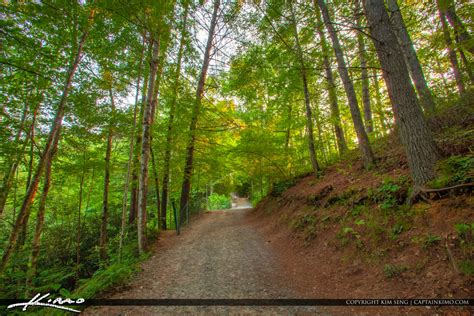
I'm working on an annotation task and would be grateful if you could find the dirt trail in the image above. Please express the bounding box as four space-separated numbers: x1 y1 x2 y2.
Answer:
83 204 325 315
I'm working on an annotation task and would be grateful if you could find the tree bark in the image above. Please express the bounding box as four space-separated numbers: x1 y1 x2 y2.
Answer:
458 49 474 83
290 2 320 176
0 10 93 272
130 57 149 225
0 101 30 215
440 0 473 55
354 0 373 134
99 89 115 261
437 1 465 94
314 2 347 154
317 0 375 168
386 0 436 113
363 0 439 186
161 4 189 231
179 0 220 221
372 68 389 134
137 35 161 254
24 131 59 295
75 153 86 283
150 144 161 228
19 103 40 247
119 36 145 259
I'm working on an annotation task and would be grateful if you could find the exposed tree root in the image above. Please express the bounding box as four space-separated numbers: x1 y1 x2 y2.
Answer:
409 182 473 205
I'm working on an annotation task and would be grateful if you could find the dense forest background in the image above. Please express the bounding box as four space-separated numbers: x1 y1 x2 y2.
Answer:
0 0 472 300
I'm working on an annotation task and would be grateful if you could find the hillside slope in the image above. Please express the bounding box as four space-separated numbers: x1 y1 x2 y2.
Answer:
250 102 473 314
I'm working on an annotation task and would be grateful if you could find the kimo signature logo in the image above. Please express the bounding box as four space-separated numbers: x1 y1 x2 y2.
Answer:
7 293 85 313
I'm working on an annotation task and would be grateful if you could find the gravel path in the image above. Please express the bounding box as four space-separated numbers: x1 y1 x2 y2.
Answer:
83 205 326 315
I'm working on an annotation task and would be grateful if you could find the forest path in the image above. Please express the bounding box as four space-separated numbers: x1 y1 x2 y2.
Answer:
83 204 325 315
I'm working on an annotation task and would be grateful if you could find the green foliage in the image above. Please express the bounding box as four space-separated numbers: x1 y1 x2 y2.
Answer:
423 234 442 249
270 179 296 197
455 223 473 240
1 0 473 304
390 223 406 240
459 260 474 276
207 193 231 210
430 156 474 188
290 213 316 231
369 176 409 210
454 223 474 254
337 226 363 248
74 259 140 299
236 182 251 197
251 191 266 207
383 263 407 278
350 205 365 217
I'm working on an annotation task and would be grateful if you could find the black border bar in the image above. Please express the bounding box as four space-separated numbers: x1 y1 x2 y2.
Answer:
1 299 473 306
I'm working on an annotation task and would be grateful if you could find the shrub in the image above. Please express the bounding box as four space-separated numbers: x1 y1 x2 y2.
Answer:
369 176 409 210
423 234 442 249
207 193 231 210
459 260 474 276
270 179 296 197
383 264 407 278
430 156 474 188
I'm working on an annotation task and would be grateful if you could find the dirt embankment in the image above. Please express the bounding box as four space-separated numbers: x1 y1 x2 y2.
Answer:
249 129 473 315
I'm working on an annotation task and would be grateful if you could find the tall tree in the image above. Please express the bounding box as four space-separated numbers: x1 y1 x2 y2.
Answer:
437 0 465 94
0 102 29 215
137 34 161 254
161 3 189 230
316 0 375 168
372 69 389 135
0 9 94 272
179 0 220 220
24 131 59 294
386 0 436 113
289 2 320 176
119 36 145 258
438 0 473 55
99 88 115 261
313 1 347 154
363 0 439 186
354 0 373 134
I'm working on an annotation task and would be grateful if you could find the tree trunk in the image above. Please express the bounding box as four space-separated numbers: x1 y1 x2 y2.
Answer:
0 101 30 215
354 0 373 134
458 49 474 83
440 0 473 55
130 57 149 225
99 88 115 261
0 11 93 272
363 0 439 187
179 0 220 220
372 68 389 134
437 1 465 94
150 144 161 228
75 154 86 283
435 58 450 97
19 104 40 247
314 2 347 154
317 0 375 168
25 104 38 190
119 36 145 259
161 4 189 231
386 0 436 113
137 35 161 254
24 131 59 296
290 2 320 176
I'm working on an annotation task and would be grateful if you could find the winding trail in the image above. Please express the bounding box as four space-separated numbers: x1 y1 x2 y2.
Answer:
83 200 325 315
